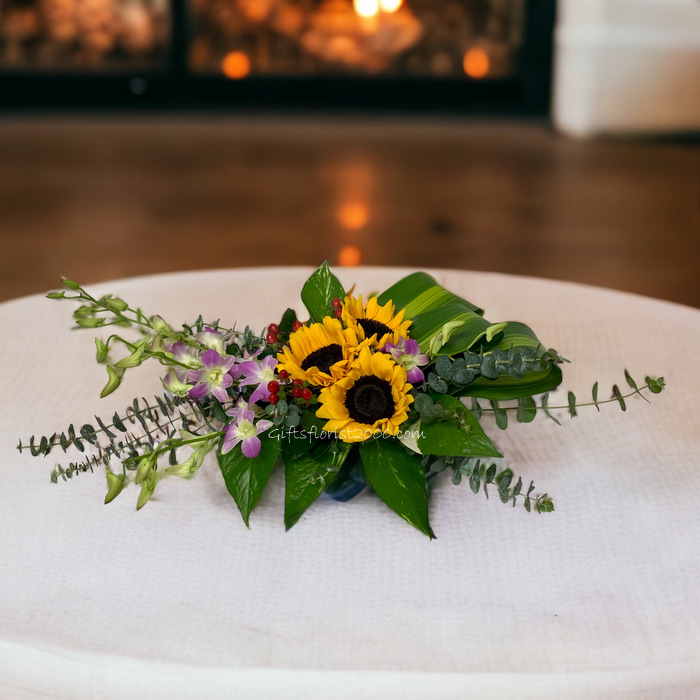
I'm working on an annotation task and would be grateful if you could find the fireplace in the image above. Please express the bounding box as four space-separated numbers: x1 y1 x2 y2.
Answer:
0 0 553 111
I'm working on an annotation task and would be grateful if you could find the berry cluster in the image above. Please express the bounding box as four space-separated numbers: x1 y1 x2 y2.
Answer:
265 320 304 348
331 297 342 318
267 371 313 406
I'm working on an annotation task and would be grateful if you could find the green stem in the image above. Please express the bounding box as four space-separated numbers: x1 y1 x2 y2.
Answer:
477 384 654 413
123 431 224 465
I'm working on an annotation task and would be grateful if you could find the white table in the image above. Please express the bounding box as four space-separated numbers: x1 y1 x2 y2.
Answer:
2 268 699 699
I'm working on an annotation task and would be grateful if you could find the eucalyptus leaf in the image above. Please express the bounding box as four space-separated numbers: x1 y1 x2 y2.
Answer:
516 397 537 423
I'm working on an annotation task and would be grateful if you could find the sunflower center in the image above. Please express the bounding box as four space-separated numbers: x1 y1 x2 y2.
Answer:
345 376 395 424
358 318 392 340
301 344 343 375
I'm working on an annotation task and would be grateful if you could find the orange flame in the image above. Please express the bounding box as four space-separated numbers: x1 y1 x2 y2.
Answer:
462 48 490 79
222 51 251 80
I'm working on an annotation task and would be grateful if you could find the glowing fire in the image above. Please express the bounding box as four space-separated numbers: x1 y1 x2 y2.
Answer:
380 0 403 12
222 51 251 80
462 48 489 79
339 245 362 267
353 0 379 19
338 202 369 230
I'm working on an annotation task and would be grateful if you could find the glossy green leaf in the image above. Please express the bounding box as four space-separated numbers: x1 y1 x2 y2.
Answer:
377 272 483 318
439 323 508 357
418 394 502 458
284 441 353 530
217 431 282 526
407 303 491 355
279 426 317 458
301 262 346 323
277 307 298 333
360 439 434 538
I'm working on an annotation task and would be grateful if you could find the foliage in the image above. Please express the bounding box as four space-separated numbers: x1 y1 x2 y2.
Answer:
18 268 665 537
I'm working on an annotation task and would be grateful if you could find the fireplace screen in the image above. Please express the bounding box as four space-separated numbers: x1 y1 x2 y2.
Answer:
0 0 550 109
0 0 170 69
190 0 523 80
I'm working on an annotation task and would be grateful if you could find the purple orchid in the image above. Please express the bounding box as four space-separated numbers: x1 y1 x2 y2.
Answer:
384 338 430 384
187 349 236 402
162 369 192 397
225 397 250 421
166 340 202 381
221 408 273 458
195 327 226 355
237 354 278 403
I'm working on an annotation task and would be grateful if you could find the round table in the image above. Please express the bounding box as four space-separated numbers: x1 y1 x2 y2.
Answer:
1 267 699 699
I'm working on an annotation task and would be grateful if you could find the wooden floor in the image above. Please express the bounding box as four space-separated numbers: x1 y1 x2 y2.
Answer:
0 117 698 308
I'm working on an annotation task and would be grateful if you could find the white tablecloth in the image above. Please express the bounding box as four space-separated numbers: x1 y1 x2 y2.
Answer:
2 267 699 699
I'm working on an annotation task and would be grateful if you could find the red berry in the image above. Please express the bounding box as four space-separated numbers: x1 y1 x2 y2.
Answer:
268 323 279 334
331 298 342 308
301 388 312 401
267 380 280 393
292 320 303 332
292 386 303 398
268 392 279 405
334 308 342 318
293 378 304 386
278 369 289 380
265 332 277 344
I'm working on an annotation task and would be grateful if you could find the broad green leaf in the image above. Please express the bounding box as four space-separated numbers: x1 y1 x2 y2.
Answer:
217 431 282 526
279 426 317 458
301 408 328 434
438 321 508 357
417 394 502 458
360 439 434 538
377 272 483 318
300 262 346 323
407 303 491 355
284 441 353 530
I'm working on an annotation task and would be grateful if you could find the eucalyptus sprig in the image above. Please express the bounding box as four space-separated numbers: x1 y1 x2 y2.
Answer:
467 373 665 430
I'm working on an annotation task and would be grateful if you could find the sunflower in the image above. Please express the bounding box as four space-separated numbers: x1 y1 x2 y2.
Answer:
276 316 363 387
316 347 413 442
341 295 411 349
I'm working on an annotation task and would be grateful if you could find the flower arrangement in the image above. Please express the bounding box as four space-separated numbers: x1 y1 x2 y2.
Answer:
19 264 665 537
